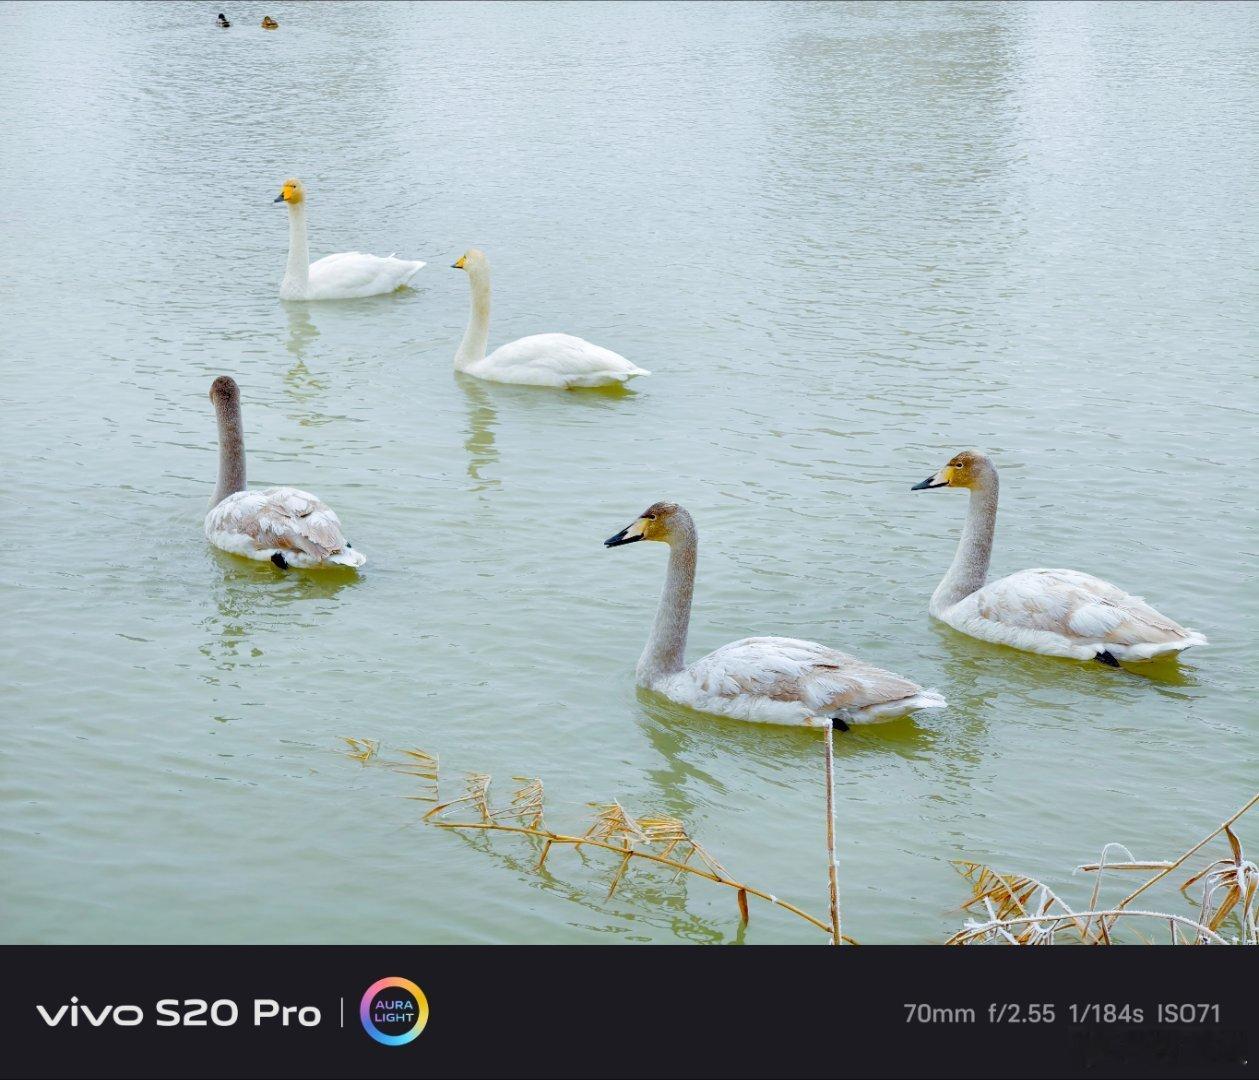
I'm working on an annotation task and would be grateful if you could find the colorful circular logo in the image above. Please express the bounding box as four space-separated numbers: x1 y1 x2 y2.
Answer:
359 977 429 1046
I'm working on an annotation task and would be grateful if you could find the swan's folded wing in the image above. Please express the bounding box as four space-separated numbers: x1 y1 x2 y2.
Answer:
208 487 350 559
483 333 648 384
974 569 1195 646
308 252 424 298
690 636 925 713
252 487 350 558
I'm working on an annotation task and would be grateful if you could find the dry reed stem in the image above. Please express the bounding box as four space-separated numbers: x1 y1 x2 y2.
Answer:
948 908 1232 946
823 722 841 946
1080 842 1135 945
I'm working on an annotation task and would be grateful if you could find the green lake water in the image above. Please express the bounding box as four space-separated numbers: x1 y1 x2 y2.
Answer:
2 1 1256 943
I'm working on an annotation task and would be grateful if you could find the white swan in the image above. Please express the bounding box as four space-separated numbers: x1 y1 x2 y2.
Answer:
911 450 1206 665
204 376 366 570
274 179 424 301
451 249 648 388
605 503 945 728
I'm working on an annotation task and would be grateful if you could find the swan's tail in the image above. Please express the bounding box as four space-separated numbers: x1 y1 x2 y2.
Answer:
847 689 947 724
1118 631 1207 662
579 365 650 388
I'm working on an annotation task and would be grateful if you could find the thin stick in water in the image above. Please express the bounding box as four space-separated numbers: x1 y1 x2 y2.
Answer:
825 720 841 945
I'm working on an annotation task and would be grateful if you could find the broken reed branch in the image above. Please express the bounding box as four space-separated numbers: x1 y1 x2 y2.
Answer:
342 742 827 941
431 817 839 937
423 772 850 940
824 722 841 946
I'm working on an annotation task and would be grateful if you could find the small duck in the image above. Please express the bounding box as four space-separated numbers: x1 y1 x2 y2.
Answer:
261 16 278 29
216 13 230 28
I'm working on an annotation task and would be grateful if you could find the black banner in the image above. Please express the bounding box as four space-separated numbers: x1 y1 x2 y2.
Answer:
1 946 1253 1079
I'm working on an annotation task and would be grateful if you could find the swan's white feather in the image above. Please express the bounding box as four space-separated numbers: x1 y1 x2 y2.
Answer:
467 333 649 388
205 487 366 569
649 636 946 727
291 252 424 301
938 568 1206 660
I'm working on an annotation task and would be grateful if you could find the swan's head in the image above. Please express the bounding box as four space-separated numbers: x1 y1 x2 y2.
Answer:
452 248 487 272
209 375 241 408
912 450 995 491
274 178 304 205
605 502 691 547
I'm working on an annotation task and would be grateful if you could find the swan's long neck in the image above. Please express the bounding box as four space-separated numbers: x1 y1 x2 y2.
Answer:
637 516 697 683
282 203 310 297
212 397 246 507
455 265 491 372
932 475 998 614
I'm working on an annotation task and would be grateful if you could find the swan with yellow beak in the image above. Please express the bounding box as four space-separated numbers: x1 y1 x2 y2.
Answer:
274 179 424 301
605 502 945 728
450 249 649 388
911 450 1206 666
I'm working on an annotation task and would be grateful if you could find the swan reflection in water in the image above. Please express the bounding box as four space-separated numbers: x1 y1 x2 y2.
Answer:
282 302 326 402
927 619 1202 710
458 374 500 492
199 548 360 673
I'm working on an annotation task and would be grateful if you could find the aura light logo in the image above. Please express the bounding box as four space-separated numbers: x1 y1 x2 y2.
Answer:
359 977 428 1046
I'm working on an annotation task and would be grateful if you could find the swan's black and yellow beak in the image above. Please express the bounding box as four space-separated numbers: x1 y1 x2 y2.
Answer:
912 465 953 490
273 193 285 203
605 519 648 547
452 255 467 270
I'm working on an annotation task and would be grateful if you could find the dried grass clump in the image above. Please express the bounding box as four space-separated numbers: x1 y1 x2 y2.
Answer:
949 793 1259 946
1180 825 1259 944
